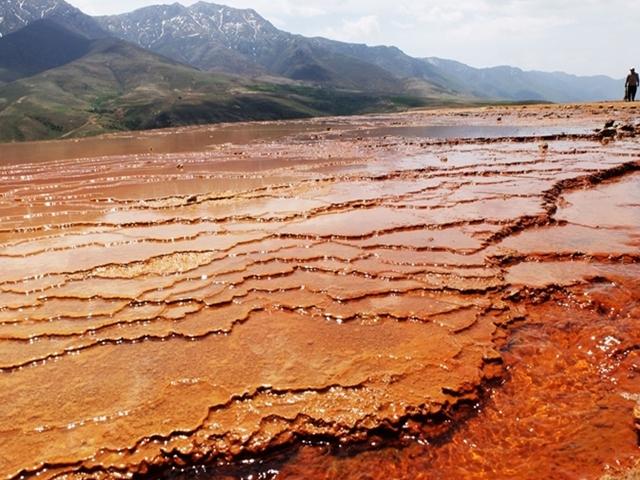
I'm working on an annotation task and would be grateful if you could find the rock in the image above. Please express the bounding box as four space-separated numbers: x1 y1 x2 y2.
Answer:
604 119 615 129
617 124 636 138
600 128 617 138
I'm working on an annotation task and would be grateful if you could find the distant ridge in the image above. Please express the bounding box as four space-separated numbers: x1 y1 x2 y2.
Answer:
94 1 623 102
424 58 623 103
1 0 624 102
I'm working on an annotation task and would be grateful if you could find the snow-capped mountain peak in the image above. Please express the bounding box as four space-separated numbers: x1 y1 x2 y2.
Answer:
0 0 105 38
96 1 279 55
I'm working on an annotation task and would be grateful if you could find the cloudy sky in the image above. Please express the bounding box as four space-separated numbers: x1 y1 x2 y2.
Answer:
72 0 638 78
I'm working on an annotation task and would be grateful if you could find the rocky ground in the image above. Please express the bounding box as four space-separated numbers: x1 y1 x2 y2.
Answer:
0 103 639 479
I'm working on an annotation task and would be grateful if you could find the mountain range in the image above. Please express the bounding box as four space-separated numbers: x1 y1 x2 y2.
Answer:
0 19 422 142
0 0 624 142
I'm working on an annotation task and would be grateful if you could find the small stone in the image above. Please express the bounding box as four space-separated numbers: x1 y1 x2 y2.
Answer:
600 128 617 138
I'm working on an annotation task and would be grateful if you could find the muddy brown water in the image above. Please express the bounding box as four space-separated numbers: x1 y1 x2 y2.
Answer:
0 105 638 480
0 121 324 165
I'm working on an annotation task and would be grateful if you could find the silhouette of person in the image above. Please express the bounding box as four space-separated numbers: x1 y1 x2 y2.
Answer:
626 68 639 101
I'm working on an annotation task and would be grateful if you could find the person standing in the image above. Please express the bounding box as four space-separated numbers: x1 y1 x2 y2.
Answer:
626 68 639 101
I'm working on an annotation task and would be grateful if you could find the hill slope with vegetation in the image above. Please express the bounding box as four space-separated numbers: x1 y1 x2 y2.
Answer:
0 22 429 142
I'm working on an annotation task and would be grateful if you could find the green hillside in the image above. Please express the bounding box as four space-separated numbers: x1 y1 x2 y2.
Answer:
0 24 430 142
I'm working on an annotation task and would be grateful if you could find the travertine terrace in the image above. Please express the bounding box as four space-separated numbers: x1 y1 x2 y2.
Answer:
0 103 639 479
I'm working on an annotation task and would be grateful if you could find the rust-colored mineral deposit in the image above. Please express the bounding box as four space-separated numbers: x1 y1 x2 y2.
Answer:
0 104 639 480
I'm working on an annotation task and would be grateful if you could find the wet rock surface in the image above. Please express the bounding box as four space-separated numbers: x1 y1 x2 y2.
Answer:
0 103 639 479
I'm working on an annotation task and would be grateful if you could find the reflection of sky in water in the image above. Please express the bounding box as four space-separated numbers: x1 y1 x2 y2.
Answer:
323 144 564 176
350 125 591 139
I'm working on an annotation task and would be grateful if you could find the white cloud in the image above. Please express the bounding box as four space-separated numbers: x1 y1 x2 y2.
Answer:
321 15 380 43
280 3 325 18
